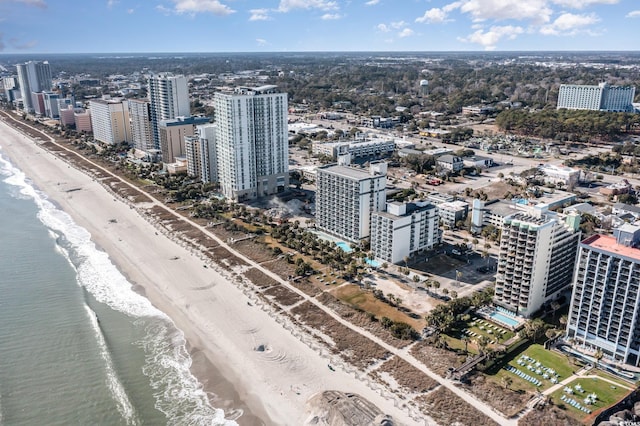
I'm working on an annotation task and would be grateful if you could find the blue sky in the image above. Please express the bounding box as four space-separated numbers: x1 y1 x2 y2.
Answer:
0 0 639 53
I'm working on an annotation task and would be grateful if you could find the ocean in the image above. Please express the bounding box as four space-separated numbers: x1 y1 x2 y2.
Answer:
0 150 237 425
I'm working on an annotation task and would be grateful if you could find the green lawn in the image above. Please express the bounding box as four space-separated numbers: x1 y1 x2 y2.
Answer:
550 376 632 420
447 317 516 351
502 344 578 391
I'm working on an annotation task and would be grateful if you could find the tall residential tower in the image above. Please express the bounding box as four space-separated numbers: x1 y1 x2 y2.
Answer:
16 61 52 114
213 85 288 201
566 224 640 367
148 74 190 150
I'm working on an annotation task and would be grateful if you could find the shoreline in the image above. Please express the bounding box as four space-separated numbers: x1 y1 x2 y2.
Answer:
0 115 425 425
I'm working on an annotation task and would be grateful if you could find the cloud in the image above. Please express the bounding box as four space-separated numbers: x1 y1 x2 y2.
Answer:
107 0 118 8
127 8 134 14
277 0 338 13
376 23 390 32
551 0 618 9
321 13 342 20
390 20 407 29
398 28 414 38
249 8 271 21
459 0 552 24
9 37 37 50
540 12 599 35
256 38 268 46
416 2 461 24
459 25 523 50
0 0 47 7
170 0 235 16
365 0 380 5
626 10 640 18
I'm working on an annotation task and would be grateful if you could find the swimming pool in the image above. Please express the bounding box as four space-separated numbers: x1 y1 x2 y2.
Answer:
365 258 380 267
336 241 353 252
490 311 520 328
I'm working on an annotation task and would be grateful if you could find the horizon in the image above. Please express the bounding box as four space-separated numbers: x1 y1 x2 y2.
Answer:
1 0 639 54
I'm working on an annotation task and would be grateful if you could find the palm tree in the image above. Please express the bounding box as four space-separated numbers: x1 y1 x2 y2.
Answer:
461 335 470 354
477 335 490 355
594 349 603 368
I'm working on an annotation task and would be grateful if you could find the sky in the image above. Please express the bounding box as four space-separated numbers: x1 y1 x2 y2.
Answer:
0 0 639 53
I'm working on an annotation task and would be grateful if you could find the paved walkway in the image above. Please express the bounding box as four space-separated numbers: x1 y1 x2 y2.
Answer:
2 112 518 426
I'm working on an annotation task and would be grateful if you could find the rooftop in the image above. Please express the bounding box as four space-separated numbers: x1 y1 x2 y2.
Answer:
318 164 382 180
582 234 640 262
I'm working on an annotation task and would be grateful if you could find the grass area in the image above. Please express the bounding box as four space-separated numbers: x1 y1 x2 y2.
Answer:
333 284 425 330
550 376 633 421
446 316 515 354
591 369 638 389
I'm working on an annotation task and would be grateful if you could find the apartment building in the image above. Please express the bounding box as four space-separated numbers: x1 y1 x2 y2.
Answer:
566 224 640 367
213 85 288 201
16 60 52 113
557 83 635 112
370 200 440 264
494 205 581 318
158 116 209 164
184 123 217 183
148 74 190 149
315 162 387 243
128 99 154 152
89 98 131 145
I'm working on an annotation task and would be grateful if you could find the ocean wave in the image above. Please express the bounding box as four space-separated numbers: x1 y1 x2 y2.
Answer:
0 151 237 426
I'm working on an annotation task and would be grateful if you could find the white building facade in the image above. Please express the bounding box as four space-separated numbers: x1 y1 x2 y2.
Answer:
148 74 190 149
128 99 154 152
89 98 131 145
214 86 288 201
557 83 635 112
316 162 387 243
494 206 581 317
371 201 440 264
566 225 640 367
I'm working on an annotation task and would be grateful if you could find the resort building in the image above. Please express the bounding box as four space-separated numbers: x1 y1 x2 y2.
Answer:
158 116 210 164
315 162 387 243
42 92 60 119
128 99 154 153
184 123 217 183
16 60 52 114
311 136 395 161
566 224 640 367
148 74 190 149
213 85 288 201
370 200 440 264
74 109 92 133
494 205 581 318
89 98 131 145
557 83 635 112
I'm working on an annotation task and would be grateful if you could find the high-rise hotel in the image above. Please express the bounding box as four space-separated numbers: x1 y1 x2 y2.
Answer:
213 85 288 201
557 82 635 112
148 74 190 149
494 205 581 318
16 61 52 114
566 224 640 367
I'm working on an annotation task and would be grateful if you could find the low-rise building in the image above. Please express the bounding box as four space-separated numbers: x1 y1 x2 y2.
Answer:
371 200 440 264
438 200 469 228
436 154 464 172
600 180 633 196
463 155 494 169
539 164 580 188
312 136 395 161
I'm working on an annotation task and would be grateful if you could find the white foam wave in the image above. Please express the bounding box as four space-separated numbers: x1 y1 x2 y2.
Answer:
85 305 140 425
0 152 238 426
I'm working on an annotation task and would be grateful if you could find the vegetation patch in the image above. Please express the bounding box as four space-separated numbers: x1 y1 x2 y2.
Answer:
415 387 499 426
375 356 438 393
243 268 279 288
262 285 304 306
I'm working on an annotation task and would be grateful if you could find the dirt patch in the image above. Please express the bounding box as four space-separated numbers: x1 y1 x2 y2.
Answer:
410 341 467 377
262 285 304 306
244 268 279 288
519 404 583 426
317 292 416 349
415 387 499 426
461 373 531 418
374 356 438 393
233 239 276 263
291 301 390 368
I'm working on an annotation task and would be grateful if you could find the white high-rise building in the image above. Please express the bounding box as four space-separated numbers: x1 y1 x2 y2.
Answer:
148 74 190 149
557 83 635 112
316 162 387 243
16 61 52 113
566 224 640 367
371 200 440 264
128 99 154 152
494 205 581 317
89 98 131 145
213 85 288 201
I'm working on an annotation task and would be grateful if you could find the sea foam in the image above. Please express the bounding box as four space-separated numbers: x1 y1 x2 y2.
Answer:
0 151 236 426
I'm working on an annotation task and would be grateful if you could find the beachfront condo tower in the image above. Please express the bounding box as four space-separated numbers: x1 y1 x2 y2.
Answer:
88 98 131 145
557 83 635 112
316 162 387 243
566 224 640 367
494 205 581 318
128 99 155 152
213 85 288 201
16 61 52 114
148 74 190 150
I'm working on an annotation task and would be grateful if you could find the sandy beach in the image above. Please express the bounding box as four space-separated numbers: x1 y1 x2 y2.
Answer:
0 116 425 425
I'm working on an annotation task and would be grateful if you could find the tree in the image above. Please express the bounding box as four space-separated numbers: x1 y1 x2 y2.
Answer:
594 349 603 368
461 335 470 354
477 335 490 354
521 319 546 342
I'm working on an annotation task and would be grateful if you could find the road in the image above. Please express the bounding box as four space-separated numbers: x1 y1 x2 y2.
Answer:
6 111 520 426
